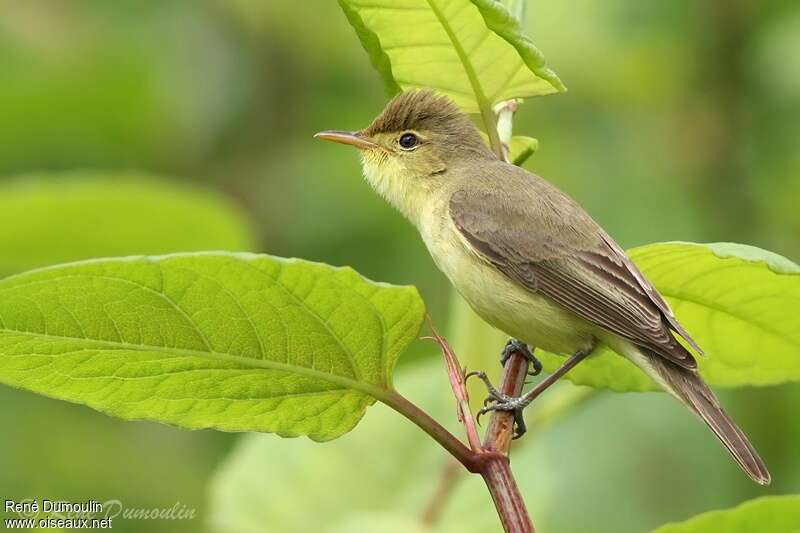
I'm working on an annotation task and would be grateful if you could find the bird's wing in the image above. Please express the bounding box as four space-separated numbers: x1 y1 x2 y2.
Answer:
448 165 702 368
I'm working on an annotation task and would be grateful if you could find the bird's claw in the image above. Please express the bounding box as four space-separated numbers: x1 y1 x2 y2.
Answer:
465 370 528 438
501 339 543 376
465 370 503 399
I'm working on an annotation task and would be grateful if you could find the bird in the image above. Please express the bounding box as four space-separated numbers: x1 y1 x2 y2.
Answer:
315 88 770 485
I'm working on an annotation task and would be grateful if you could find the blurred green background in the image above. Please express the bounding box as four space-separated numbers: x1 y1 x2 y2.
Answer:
0 0 798 531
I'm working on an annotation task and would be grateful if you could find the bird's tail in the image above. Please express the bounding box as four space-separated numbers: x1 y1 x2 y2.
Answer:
636 349 771 485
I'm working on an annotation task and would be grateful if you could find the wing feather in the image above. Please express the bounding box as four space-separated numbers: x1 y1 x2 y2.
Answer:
449 164 701 368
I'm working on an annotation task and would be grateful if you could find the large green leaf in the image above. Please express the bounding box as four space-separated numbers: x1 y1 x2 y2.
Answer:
337 0 564 114
0 253 424 441
650 495 800 533
0 173 256 275
537 242 800 392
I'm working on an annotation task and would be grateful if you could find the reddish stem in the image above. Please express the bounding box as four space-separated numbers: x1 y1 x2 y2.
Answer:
381 390 482 473
480 349 534 532
483 350 530 455
420 460 462 525
401 325 535 532
482 454 534 533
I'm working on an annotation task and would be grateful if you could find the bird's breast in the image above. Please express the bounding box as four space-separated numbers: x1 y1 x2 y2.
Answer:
418 197 593 355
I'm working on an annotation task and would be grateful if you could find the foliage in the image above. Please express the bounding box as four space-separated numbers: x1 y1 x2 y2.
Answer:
338 0 560 155
508 135 539 165
650 495 800 533
0 253 424 441
337 0 563 111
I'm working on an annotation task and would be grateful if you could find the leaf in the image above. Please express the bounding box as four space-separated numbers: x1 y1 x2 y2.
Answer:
535 242 800 392
650 495 800 533
509 135 539 165
0 173 257 275
337 0 565 114
0 253 425 441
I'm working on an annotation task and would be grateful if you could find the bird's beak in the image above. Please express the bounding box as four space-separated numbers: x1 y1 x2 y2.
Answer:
314 130 381 150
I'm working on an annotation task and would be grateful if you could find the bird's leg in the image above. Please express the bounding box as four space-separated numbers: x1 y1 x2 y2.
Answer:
468 347 593 439
501 338 542 376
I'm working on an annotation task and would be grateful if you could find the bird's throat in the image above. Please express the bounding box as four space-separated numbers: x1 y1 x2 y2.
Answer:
360 154 429 226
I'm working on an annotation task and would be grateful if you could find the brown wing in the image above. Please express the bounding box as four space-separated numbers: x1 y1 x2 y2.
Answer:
449 164 702 368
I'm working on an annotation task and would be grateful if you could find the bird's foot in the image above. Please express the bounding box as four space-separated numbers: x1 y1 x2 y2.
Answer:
466 346 594 439
465 370 528 439
501 339 542 376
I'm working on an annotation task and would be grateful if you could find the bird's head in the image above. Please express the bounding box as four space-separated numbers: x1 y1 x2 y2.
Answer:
315 89 493 222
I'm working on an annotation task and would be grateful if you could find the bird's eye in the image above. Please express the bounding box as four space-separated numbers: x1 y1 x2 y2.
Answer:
398 132 419 150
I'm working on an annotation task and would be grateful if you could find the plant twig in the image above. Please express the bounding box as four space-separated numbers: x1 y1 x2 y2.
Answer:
381 390 482 473
425 317 483 452
482 346 531 455
479 345 534 532
420 459 462 525
494 99 520 162
482 453 533 533
420 385 597 528
424 315 533 531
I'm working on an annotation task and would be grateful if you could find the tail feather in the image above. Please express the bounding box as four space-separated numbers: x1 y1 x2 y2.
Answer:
640 349 771 485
